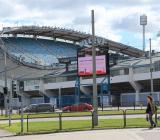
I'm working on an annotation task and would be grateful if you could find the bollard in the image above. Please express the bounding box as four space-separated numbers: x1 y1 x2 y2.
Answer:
18 108 20 115
155 111 158 125
59 113 62 130
118 105 120 111
140 104 143 110
102 105 104 111
123 110 126 128
91 110 94 129
1 108 3 116
16 108 19 115
27 115 29 132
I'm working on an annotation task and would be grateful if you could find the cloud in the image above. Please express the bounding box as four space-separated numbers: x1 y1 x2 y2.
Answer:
111 13 140 32
16 0 160 10
145 38 160 51
0 1 16 18
73 17 90 25
0 0 160 51
16 0 90 11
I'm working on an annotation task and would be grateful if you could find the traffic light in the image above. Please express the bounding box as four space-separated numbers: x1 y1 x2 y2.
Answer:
18 95 21 102
12 81 17 98
19 81 24 92
3 87 8 95
102 84 108 94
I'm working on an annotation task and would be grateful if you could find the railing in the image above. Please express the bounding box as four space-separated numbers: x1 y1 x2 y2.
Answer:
1 107 159 133
25 109 129 133
25 108 160 133
26 111 93 133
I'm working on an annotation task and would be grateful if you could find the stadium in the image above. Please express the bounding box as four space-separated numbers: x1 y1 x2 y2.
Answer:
0 25 159 109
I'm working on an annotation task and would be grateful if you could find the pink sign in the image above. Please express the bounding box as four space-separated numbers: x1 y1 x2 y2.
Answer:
78 55 106 76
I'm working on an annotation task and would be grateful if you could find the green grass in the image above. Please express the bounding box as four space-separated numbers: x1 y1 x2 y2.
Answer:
0 118 153 134
0 109 147 120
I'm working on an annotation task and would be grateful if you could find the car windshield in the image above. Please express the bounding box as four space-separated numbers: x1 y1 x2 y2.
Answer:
28 104 37 109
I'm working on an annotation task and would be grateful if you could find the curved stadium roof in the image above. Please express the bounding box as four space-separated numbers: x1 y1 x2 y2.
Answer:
1 26 144 57
0 25 146 80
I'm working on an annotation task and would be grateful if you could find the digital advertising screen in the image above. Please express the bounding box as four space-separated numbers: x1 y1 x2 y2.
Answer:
77 47 108 77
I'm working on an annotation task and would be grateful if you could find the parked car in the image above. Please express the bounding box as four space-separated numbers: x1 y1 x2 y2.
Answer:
23 103 55 113
62 103 93 112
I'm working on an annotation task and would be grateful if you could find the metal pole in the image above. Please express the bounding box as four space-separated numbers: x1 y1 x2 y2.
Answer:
102 88 104 111
20 94 24 133
59 87 61 109
149 39 153 96
17 80 24 133
108 75 111 105
77 77 80 104
100 84 104 111
100 84 103 111
59 113 62 130
8 80 13 126
143 25 145 51
91 10 98 126
4 52 8 117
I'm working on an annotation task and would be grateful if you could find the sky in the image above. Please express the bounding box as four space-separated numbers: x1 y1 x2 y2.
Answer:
0 0 160 51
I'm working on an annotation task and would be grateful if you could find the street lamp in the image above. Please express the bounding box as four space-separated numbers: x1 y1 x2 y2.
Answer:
149 39 153 96
140 15 147 51
59 87 62 110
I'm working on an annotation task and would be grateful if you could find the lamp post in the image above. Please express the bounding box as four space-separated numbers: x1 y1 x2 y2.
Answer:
149 39 153 96
91 10 98 126
59 87 62 110
4 52 8 117
140 15 147 51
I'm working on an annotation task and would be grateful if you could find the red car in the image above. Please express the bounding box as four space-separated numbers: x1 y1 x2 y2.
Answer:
62 103 93 112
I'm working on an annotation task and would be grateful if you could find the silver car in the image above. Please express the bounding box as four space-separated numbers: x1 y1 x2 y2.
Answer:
23 103 54 113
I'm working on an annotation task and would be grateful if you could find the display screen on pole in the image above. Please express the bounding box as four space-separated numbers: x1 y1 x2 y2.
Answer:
77 47 108 77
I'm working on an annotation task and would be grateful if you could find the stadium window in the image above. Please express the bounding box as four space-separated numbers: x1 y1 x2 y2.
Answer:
34 80 40 85
43 78 56 83
67 76 76 81
25 80 40 86
110 70 119 76
133 66 150 74
56 77 66 82
124 68 129 75
119 69 124 75
154 60 160 71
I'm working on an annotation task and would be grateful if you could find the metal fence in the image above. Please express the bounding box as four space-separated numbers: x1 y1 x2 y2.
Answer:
25 108 158 133
26 111 93 132
1 106 160 133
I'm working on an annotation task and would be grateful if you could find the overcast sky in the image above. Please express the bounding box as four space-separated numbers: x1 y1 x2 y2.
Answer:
0 0 160 51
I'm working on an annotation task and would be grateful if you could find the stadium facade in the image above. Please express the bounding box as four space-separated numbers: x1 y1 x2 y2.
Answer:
0 26 159 108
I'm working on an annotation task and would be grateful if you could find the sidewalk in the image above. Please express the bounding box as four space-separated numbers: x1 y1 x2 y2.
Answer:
1 128 160 140
0 129 15 138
